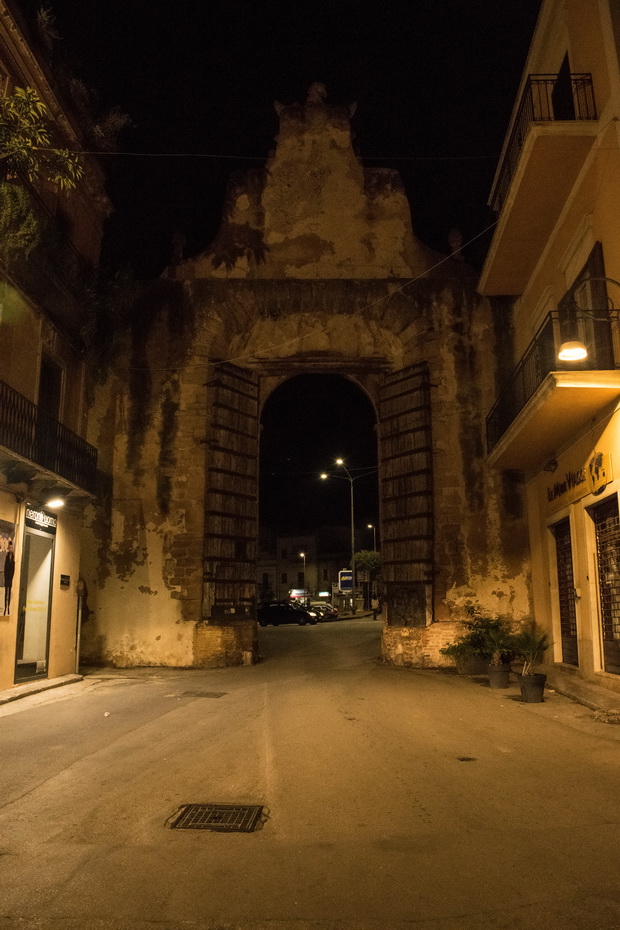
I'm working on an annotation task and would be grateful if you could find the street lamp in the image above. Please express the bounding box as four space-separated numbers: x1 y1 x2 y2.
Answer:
367 523 376 551
299 551 306 593
321 458 357 613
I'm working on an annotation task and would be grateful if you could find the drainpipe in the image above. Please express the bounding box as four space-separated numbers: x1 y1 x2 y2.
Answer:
75 577 85 674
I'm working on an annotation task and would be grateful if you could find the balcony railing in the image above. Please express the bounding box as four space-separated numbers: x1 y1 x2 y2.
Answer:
491 73 597 214
0 379 98 494
487 313 620 454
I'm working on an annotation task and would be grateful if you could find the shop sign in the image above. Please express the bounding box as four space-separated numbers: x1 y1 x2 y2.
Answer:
547 452 613 512
25 506 57 535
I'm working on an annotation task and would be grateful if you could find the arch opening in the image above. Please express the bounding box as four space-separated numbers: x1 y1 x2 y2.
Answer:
257 373 379 615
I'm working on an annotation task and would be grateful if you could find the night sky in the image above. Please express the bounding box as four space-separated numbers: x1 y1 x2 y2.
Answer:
50 0 542 535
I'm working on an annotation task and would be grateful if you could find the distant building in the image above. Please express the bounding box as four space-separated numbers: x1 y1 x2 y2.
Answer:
257 527 350 603
0 0 109 691
479 0 620 705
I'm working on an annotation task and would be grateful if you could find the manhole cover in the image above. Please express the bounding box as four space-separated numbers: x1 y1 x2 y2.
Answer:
169 803 264 832
182 691 227 698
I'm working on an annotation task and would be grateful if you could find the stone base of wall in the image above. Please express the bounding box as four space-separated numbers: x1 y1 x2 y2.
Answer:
382 621 462 668
194 619 259 668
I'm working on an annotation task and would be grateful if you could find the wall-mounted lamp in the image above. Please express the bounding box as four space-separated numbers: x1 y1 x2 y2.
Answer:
543 457 558 473
557 340 588 361
45 497 65 509
556 275 620 362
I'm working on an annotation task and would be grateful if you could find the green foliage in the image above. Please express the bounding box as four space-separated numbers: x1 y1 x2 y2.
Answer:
0 86 83 190
514 620 552 675
353 549 382 580
0 182 41 253
440 604 515 665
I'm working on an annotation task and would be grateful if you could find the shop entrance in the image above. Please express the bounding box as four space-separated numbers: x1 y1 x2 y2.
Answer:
15 509 56 682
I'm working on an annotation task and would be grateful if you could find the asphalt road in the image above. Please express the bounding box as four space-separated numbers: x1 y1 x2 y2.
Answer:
1 618 620 930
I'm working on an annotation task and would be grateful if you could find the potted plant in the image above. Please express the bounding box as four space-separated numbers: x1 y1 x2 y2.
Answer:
440 605 504 675
483 623 517 689
514 620 552 703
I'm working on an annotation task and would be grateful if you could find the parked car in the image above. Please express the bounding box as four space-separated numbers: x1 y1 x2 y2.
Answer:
257 601 318 626
307 601 339 621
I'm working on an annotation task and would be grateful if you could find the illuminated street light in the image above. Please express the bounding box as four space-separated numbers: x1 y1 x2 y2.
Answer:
367 523 377 550
321 460 378 613
299 551 306 592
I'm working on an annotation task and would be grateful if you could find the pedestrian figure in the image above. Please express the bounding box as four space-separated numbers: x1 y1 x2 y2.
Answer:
4 541 15 615
371 596 380 621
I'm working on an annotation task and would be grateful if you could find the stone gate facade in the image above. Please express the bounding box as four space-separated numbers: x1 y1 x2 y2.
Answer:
81 86 532 668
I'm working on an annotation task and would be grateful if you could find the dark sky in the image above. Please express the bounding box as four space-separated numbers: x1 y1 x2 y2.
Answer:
50 0 542 536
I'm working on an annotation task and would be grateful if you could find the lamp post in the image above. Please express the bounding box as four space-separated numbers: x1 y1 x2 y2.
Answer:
299 551 306 595
367 523 376 551
321 459 357 613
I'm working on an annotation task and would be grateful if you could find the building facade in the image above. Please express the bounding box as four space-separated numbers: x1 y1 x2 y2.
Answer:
0 0 109 691
480 0 620 704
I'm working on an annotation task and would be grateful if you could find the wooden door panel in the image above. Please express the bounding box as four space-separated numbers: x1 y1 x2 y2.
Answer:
379 362 433 627
203 363 259 621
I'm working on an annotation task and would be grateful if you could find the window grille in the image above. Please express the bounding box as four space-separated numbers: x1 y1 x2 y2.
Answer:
552 518 579 666
592 496 620 675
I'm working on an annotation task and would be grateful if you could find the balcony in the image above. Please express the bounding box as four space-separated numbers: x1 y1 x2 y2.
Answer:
0 379 98 495
487 314 620 470
480 74 598 296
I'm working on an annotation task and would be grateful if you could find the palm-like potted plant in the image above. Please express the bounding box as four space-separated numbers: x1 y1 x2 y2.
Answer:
514 620 552 702
483 623 517 689
440 605 505 675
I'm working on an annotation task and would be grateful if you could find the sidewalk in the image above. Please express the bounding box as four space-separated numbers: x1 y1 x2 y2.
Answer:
0 673 83 706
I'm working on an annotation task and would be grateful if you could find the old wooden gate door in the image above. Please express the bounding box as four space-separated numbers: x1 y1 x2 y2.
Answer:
203 360 434 629
378 362 434 626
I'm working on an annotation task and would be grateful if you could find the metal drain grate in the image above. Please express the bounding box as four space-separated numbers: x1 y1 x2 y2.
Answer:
169 803 264 832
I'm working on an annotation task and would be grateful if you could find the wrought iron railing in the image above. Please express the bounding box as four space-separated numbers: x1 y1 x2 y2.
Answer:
0 379 98 493
486 313 620 454
492 73 597 213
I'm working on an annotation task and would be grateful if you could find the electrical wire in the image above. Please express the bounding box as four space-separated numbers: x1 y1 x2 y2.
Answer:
115 218 498 372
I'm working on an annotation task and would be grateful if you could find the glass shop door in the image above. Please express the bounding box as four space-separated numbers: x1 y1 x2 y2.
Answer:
15 526 55 682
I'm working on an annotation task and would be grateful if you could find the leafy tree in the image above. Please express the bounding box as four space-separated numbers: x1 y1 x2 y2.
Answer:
0 86 83 254
353 549 382 581
0 85 83 189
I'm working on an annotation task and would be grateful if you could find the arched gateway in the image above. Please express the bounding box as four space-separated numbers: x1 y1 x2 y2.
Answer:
82 88 531 668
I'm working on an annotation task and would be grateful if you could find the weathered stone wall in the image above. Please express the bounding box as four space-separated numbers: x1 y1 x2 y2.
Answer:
80 88 532 670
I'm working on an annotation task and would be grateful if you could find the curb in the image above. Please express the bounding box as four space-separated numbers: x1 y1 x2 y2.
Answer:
0 674 84 706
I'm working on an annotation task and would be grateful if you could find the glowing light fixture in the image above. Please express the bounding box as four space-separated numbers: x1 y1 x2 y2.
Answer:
46 497 65 509
558 339 588 361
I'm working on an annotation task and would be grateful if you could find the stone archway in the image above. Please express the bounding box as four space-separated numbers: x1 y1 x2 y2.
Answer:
81 87 532 670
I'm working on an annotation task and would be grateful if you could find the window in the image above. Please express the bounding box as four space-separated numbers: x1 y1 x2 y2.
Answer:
281 572 287 584
297 572 304 587
280 548 287 560
323 568 329 580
